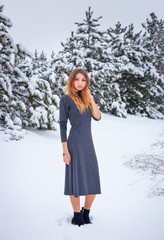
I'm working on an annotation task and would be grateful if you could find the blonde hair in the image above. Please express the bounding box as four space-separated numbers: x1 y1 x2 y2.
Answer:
65 68 93 114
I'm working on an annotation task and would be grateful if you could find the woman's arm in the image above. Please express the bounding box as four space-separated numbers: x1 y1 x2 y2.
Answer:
87 89 101 120
62 142 69 153
90 96 101 120
59 96 71 165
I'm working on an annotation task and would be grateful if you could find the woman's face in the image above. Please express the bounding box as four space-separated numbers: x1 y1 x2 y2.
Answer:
73 73 87 91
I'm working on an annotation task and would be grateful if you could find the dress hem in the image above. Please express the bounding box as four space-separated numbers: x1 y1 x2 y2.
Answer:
64 192 101 197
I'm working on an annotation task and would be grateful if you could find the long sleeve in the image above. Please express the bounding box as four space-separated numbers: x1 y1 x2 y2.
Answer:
59 96 69 142
92 114 101 121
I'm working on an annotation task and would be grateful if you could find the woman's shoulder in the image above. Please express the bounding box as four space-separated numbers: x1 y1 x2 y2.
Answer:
60 94 70 100
60 94 72 105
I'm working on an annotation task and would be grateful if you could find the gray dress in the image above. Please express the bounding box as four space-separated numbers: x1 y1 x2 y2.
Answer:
59 94 101 198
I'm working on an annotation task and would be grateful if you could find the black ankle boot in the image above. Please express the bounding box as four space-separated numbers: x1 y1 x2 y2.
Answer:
81 207 92 224
71 211 85 227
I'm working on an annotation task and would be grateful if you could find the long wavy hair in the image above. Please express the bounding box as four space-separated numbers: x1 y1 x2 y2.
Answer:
65 68 93 114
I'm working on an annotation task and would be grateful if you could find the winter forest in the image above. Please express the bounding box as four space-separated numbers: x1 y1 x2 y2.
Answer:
0 4 164 141
1 2 164 239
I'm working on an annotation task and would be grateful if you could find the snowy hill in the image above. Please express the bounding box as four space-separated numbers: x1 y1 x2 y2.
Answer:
0 113 164 240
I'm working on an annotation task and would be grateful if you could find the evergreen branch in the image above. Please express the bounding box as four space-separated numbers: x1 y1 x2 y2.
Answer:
12 90 48 110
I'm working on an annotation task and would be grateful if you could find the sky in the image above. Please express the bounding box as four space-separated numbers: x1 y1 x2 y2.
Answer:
2 0 164 58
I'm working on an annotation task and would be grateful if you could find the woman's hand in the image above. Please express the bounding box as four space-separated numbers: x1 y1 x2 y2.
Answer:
63 152 71 165
87 88 94 102
87 88 101 120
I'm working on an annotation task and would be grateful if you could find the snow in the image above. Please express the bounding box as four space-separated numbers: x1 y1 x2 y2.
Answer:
0 113 164 240
14 67 29 81
17 43 33 58
0 11 13 28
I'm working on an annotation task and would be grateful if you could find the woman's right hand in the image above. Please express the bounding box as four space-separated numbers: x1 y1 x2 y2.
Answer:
63 152 71 165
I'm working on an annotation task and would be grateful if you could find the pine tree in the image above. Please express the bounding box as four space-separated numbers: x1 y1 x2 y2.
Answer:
0 3 27 140
59 6 105 73
141 12 164 76
31 50 49 78
90 67 127 118
49 50 74 96
0 4 59 140
18 50 60 131
104 21 164 119
100 22 128 117
60 31 83 67
74 6 104 72
141 12 164 116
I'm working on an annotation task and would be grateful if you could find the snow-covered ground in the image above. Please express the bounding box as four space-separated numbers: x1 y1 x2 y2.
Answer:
0 113 164 240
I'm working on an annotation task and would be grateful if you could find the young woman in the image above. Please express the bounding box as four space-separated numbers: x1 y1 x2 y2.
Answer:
59 68 101 227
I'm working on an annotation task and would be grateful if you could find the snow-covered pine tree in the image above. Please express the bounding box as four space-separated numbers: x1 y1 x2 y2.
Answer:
49 4 105 98
11 43 33 130
0 4 59 141
25 74 59 131
32 50 39 74
104 21 164 119
49 50 74 96
31 50 57 97
100 22 128 117
52 29 86 90
55 6 104 74
51 6 125 117
14 43 33 77
141 13 164 115
13 49 59 133
0 3 28 140
31 50 49 78
48 27 86 99
141 12 164 76
74 6 104 72
15 49 59 132
72 6 116 114
60 31 83 68
90 67 127 118
123 23 164 118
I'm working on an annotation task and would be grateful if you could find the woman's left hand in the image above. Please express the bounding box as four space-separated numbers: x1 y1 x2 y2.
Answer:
87 88 94 101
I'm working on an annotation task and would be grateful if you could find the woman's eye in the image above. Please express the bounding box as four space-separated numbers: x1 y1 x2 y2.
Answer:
75 78 86 81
